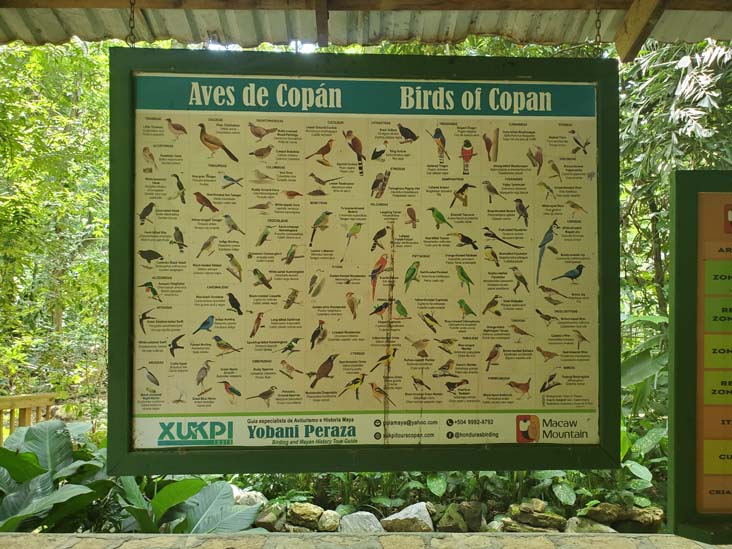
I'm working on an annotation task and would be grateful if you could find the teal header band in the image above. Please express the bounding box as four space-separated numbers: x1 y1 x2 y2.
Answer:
135 74 596 117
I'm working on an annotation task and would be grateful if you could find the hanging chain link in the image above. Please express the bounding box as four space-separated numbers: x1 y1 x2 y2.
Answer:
126 0 137 47
594 0 602 45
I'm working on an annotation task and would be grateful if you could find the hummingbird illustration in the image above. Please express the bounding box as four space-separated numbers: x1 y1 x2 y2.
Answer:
252 268 273 289
250 312 265 338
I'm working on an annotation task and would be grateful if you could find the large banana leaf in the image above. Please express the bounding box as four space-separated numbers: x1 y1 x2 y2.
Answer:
12 421 73 474
0 483 92 532
0 448 46 482
183 481 260 533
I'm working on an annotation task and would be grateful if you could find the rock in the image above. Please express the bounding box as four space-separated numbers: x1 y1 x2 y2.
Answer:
478 516 490 532
317 509 341 532
339 511 385 533
584 502 622 524
426 502 446 523
287 502 324 529
231 487 268 507
508 503 567 530
583 503 664 533
565 516 616 533
381 502 434 532
283 523 313 533
254 502 286 532
500 517 558 533
457 501 484 532
485 520 504 532
436 503 468 533
519 498 546 514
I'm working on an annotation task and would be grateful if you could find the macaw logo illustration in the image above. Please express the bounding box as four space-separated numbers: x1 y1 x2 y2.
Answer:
516 415 540 443
157 421 234 446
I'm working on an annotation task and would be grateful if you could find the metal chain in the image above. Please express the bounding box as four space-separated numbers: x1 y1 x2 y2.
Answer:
126 0 137 47
594 0 602 45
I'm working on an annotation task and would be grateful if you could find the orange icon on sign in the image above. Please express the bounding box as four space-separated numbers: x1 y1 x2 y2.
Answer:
516 415 540 443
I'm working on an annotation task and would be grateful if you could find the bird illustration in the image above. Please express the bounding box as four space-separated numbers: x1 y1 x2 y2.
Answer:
569 129 590 155
548 160 562 181
536 219 560 284
483 227 523 249
508 378 531 399
340 223 362 263
482 294 502 316
371 141 388 161
252 267 272 289
511 266 529 294
538 181 556 201
193 315 214 335
406 205 418 228
224 215 246 236
346 292 360 320
170 226 186 253
566 200 588 217
339 373 367 399
459 140 476 175
138 366 160 388
284 288 299 310
405 337 430 358
309 354 339 389
138 281 162 302
198 123 238 161
371 348 397 372
250 312 265 338
196 360 213 391
213 335 242 356
226 253 242 281
540 372 561 393
526 145 543 175
370 170 391 199
412 376 432 391
306 139 335 164
397 123 418 143
279 360 303 379
166 118 187 140
138 202 155 225
222 175 244 188
343 130 366 176
482 180 506 203
552 264 585 283
370 383 396 406
252 169 273 182
457 299 476 319
194 192 219 213
256 226 272 247
428 207 452 230
248 122 277 141
484 246 500 267
514 198 529 227
450 183 476 208
142 146 158 170
282 244 299 265
310 210 333 247
310 320 326 349
395 299 409 318
455 265 474 294
371 227 388 251
250 145 274 160
169 334 185 356
138 250 163 265
433 359 458 378
309 270 325 297
171 174 186 204
404 261 421 293
247 386 277 407
307 189 326 196
434 338 457 355
485 344 503 372
277 338 302 355
219 380 241 403
449 232 478 251
249 202 271 213
510 324 533 343
196 236 217 259
536 346 559 362
536 309 558 325
138 308 155 334
227 292 242 315
308 172 342 186
446 379 469 394
539 285 571 299
371 254 388 300
369 301 391 317
545 295 563 306
573 329 590 349
427 128 450 162
418 312 440 333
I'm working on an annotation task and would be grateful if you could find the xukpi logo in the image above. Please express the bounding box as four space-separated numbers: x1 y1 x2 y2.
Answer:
157 421 233 446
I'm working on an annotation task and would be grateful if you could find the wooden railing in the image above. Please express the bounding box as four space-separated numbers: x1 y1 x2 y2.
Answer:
0 393 56 444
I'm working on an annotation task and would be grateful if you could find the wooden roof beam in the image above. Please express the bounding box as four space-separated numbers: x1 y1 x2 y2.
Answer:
614 0 666 62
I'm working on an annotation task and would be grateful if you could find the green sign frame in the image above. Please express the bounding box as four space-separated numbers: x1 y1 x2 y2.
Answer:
670 170 732 544
108 48 620 474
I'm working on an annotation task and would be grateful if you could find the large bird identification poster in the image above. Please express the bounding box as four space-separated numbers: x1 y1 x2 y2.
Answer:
110 50 619 473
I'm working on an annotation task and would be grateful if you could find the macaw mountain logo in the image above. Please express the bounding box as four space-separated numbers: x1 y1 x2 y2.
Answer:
158 421 234 446
516 415 540 443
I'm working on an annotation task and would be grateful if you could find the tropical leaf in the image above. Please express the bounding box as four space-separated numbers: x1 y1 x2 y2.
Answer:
53 459 103 481
531 470 566 481
621 350 667 387
552 482 577 506
19 420 73 474
426 472 447 497
624 460 653 482
0 484 91 532
182 481 236 533
151 478 206 522
192 504 261 534
631 426 667 455
0 448 46 482
0 472 53 522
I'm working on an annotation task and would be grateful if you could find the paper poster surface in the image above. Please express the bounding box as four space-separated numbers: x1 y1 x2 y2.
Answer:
131 74 599 449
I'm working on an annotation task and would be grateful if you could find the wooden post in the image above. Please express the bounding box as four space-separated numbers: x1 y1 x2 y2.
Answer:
18 407 32 427
34 407 41 423
9 409 16 433
0 409 4 445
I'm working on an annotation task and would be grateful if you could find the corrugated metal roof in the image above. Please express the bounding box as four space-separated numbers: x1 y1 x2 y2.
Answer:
0 7 731 47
